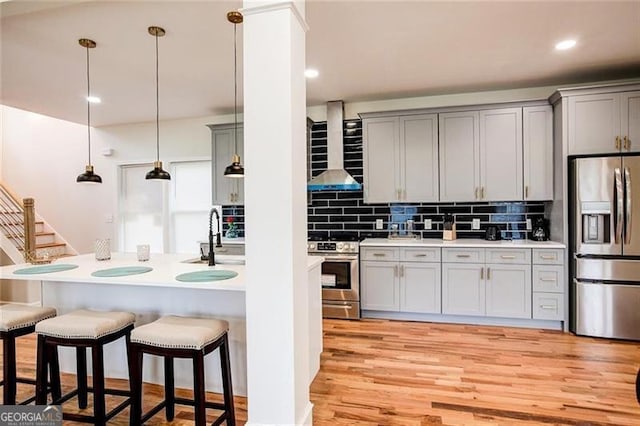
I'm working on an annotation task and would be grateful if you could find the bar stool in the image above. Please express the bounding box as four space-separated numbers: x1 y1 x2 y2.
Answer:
0 304 59 405
35 309 135 425
129 315 235 426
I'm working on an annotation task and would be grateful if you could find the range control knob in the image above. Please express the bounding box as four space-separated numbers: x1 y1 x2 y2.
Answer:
337 242 344 250
347 243 354 251
308 243 316 251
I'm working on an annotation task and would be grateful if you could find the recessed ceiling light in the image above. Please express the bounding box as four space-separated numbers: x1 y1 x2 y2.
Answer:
87 96 101 103
555 39 576 50
305 69 319 78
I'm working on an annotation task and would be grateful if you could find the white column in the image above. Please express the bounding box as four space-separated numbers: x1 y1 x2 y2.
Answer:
242 0 310 425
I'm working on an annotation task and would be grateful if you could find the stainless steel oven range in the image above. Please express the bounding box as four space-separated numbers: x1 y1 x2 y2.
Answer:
307 237 360 319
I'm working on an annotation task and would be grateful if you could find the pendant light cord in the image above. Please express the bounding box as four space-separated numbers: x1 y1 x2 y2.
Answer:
155 32 160 163
86 45 92 166
233 22 238 156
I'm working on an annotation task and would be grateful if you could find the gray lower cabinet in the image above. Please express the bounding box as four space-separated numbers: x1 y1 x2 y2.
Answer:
361 260 399 311
361 247 441 314
442 248 533 319
485 264 532 319
442 263 485 316
531 249 565 320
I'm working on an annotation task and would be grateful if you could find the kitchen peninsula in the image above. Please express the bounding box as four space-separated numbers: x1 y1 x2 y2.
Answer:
0 253 324 397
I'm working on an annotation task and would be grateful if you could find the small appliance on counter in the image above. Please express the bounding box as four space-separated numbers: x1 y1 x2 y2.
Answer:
531 218 550 241
484 225 502 241
443 214 456 240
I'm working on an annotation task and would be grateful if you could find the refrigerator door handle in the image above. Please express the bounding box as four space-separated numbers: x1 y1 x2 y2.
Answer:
614 168 623 244
625 167 632 244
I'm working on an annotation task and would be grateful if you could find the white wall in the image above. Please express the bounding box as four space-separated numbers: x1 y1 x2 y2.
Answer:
0 104 236 254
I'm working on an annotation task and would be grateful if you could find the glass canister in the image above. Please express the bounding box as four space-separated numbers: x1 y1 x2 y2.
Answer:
95 238 111 261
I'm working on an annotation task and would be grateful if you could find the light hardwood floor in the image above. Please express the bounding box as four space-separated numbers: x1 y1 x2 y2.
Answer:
4 319 640 425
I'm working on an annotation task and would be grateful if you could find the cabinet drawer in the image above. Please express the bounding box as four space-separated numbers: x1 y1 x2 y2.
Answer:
533 265 565 293
533 249 564 265
532 292 564 320
361 247 399 261
400 248 441 262
442 248 484 263
486 249 531 264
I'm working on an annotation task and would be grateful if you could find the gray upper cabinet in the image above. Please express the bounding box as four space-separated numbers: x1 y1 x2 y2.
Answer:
363 117 399 203
439 111 480 202
479 108 523 201
363 114 438 203
208 124 244 205
567 91 640 155
523 106 553 201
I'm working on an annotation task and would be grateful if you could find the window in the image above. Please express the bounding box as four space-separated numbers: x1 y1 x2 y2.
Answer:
118 160 215 255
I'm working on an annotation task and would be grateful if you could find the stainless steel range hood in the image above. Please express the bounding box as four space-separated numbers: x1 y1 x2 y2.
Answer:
307 101 362 191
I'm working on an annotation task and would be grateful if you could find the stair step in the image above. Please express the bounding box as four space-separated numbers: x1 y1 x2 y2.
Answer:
6 232 54 239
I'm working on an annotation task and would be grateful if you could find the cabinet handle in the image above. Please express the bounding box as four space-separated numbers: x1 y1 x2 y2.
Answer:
402 189 406 200
487 267 491 280
475 187 479 200
624 136 630 151
540 255 556 260
539 277 557 282
373 253 386 257
481 187 485 199
480 267 484 279
414 254 428 257
456 254 471 258
540 305 556 310
400 265 404 277
500 255 516 259
394 265 398 277
525 186 529 199
616 136 621 150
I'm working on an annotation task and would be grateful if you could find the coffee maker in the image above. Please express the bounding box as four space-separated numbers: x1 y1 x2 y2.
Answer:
531 218 550 241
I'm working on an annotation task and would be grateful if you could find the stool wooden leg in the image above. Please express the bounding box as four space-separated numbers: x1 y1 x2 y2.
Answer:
47 344 62 402
2 334 17 405
164 356 175 421
76 347 88 409
193 352 206 426
220 334 236 426
91 344 106 426
129 345 143 426
35 335 48 405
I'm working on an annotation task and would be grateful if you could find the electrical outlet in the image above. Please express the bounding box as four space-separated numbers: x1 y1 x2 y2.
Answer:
375 219 384 230
424 219 432 230
104 214 113 223
472 218 481 230
526 218 532 231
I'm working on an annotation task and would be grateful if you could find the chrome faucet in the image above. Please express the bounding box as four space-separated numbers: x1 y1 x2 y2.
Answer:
208 208 223 266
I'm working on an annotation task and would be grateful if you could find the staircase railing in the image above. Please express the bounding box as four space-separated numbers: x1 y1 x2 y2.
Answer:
0 183 26 253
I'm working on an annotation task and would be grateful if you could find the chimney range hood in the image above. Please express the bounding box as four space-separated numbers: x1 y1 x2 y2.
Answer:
307 101 362 191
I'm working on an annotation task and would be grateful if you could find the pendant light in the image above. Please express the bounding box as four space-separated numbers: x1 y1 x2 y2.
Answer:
76 38 102 184
146 26 171 181
224 11 244 178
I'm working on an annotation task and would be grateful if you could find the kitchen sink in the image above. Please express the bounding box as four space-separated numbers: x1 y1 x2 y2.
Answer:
181 257 245 265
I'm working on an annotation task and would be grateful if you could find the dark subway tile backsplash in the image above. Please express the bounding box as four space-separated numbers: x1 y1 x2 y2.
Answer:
224 119 550 241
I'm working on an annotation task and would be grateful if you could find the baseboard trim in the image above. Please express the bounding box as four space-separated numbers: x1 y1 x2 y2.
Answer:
0 299 41 306
245 402 313 426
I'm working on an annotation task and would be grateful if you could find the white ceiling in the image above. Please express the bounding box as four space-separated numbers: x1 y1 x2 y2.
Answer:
2 0 639 127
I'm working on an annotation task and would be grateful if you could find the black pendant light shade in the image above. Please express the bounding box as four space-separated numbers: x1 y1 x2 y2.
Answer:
145 160 171 180
224 154 244 178
77 38 102 184
77 165 103 183
224 11 244 178
146 26 171 181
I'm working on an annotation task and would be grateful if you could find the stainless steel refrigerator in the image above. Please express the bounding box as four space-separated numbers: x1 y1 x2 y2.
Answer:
570 155 640 340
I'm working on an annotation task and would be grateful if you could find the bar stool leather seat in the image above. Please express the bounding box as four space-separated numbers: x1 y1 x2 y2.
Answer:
0 304 59 405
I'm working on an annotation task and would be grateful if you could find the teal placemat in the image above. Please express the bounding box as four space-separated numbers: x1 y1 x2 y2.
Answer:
175 270 238 282
91 266 153 277
13 264 79 275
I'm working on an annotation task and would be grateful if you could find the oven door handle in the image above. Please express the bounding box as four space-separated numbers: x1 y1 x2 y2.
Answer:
315 255 359 261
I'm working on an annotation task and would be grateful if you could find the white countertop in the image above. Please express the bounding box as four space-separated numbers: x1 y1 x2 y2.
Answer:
0 253 323 291
360 238 566 249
